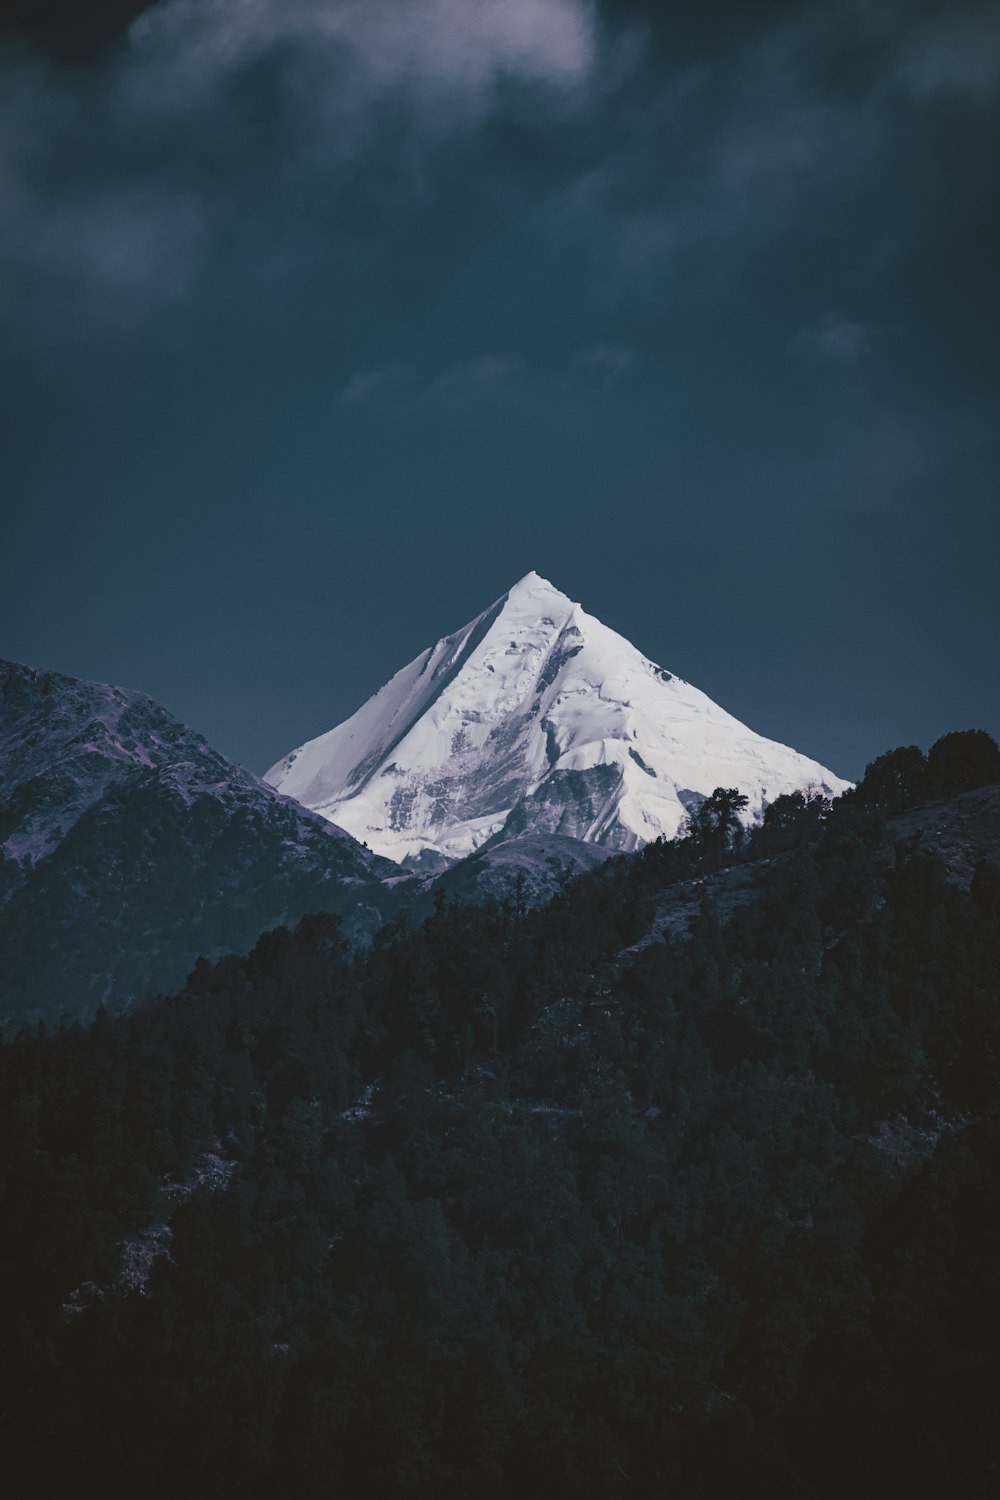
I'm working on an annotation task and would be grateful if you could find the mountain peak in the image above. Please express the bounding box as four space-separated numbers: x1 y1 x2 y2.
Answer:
267 580 850 864
505 570 571 602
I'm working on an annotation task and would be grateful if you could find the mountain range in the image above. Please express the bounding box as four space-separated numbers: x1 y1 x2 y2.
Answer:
1 574 850 1024
4 591 999 1496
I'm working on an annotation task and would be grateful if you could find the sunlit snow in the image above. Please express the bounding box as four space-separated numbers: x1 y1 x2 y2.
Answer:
266 572 851 863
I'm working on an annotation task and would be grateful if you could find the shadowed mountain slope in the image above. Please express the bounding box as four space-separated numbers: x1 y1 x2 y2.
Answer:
0 659 396 1025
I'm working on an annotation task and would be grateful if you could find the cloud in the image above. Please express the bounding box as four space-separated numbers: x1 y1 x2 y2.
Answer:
530 40 880 304
420 354 523 406
125 0 598 127
895 7 1000 106
575 342 636 384
4 0 997 353
339 364 413 406
530 0 999 312
0 48 215 326
338 354 523 412
789 312 873 365
0 0 598 328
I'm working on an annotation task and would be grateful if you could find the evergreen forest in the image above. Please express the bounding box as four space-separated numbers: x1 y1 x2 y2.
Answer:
2 731 999 1498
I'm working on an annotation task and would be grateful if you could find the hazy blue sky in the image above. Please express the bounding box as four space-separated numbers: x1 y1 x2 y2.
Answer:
2 0 997 780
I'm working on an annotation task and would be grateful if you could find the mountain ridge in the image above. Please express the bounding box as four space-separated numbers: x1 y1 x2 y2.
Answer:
0 658 397 1025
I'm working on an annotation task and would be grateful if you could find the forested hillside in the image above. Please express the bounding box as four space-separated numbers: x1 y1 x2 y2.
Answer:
2 731 998 1498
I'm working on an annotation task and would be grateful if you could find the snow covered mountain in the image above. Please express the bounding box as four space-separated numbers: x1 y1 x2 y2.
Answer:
266 572 850 864
0 658 395 1025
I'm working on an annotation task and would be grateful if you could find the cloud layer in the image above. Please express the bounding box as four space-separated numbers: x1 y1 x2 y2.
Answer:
126 0 597 120
4 0 998 338
1 0 599 321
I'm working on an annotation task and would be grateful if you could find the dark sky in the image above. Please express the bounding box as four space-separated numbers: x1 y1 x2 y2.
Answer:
2 0 997 781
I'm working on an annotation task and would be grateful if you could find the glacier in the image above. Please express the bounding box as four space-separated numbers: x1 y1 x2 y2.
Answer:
265 572 851 863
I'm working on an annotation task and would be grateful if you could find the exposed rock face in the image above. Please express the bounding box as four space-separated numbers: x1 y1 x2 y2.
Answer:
887 784 1000 888
0 659 396 1026
416 833 616 914
267 572 850 864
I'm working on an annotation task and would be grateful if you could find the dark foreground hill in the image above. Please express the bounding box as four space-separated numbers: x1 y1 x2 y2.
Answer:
0 660 398 1026
1 734 998 1498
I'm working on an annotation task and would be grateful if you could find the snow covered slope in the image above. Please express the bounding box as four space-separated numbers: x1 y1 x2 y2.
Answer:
0 658 395 1024
266 573 850 864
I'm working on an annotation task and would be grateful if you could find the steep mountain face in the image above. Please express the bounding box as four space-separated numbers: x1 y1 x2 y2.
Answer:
394 833 617 922
267 572 850 864
436 832 616 907
0 660 396 1026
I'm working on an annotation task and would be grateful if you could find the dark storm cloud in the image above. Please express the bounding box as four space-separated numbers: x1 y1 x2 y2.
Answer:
3 0 996 336
2 0 998 779
0 1 157 62
0 0 601 326
523 1 1000 310
895 4 1000 102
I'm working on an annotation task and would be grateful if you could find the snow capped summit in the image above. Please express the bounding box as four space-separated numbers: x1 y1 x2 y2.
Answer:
266 573 851 864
